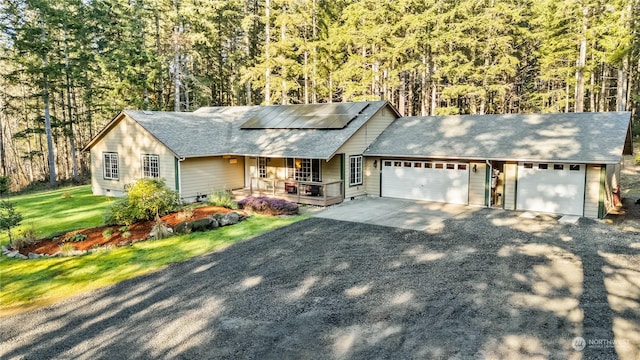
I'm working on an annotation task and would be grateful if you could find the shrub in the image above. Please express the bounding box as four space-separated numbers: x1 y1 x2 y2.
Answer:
0 200 23 242
102 228 114 239
209 190 237 209
105 178 179 225
60 243 75 256
9 225 38 251
150 216 171 240
237 196 299 216
175 208 194 221
61 191 72 199
122 231 131 239
67 233 87 242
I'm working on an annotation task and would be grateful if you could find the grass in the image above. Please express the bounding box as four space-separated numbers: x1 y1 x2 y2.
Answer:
0 185 114 242
0 185 307 316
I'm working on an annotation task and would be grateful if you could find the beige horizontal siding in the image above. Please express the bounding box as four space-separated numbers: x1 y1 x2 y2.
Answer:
364 157 381 197
503 163 517 210
339 107 397 199
180 156 245 200
584 165 601 218
90 115 176 196
468 162 486 206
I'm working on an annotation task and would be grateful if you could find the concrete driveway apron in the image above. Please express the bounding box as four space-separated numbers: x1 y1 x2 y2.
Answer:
313 197 481 232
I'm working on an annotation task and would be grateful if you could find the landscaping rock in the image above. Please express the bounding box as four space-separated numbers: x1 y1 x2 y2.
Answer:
16 253 28 260
191 217 214 232
173 221 192 235
219 212 240 226
1 245 9 254
28 252 43 259
208 216 219 229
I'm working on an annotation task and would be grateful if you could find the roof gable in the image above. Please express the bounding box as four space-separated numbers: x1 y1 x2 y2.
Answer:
364 112 632 164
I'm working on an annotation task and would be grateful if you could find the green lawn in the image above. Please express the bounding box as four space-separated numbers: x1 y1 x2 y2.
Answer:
1 185 115 241
0 185 306 316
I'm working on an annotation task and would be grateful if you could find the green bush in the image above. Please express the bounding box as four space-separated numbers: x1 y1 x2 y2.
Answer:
209 190 237 209
9 225 38 251
105 179 179 225
67 233 87 242
102 228 114 239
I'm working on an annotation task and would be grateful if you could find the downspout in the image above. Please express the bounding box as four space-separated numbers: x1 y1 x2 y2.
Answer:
486 160 492 207
176 157 185 202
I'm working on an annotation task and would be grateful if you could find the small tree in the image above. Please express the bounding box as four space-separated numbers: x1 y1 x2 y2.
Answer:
0 176 9 197
0 201 23 242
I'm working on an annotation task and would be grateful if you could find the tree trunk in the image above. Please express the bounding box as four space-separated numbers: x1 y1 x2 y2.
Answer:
398 71 406 116
574 6 588 113
41 18 56 188
616 57 628 111
63 28 78 179
173 0 181 112
264 0 271 105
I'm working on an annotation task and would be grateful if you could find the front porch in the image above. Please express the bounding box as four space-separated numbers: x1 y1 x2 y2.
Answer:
233 178 344 206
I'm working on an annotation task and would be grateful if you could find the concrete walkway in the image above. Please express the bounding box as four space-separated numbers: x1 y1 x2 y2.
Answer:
313 197 484 232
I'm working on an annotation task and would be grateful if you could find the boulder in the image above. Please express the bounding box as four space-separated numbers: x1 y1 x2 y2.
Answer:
173 221 193 235
219 212 240 226
191 218 213 232
28 252 43 259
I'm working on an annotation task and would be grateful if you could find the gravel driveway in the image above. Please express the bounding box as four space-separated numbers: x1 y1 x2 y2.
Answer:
1 211 639 359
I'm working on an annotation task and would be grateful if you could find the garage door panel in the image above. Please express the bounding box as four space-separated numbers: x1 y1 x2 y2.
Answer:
516 163 585 216
382 160 469 205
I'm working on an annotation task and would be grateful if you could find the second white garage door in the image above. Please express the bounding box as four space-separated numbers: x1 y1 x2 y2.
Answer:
516 162 585 216
381 160 469 204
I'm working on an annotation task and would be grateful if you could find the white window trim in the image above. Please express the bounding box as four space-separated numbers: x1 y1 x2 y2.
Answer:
103 152 119 180
349 155 363 186
142 154 160 178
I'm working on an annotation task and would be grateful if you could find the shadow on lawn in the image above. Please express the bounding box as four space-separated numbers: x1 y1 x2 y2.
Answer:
1 213 639 359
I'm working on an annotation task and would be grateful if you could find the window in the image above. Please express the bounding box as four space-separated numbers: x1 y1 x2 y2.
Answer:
524 163 533 169
384 161 392 167
258 157 267 178
286 158 321 182
425 162 432 168
435 163 444 169
413 162 422 168
554 164 564 170
538 163 548 170
458 164 467 170
570 164 580 171
142 154 159 178
404 161 412 167
394 161 402 167
103 153 119 180
349 155 363 186
446 164 455 170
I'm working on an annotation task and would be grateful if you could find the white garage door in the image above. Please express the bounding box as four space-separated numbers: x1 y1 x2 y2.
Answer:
381 160 469 204
516 162 585 216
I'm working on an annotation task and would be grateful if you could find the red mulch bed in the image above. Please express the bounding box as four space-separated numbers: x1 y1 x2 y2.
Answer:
20 206 245 256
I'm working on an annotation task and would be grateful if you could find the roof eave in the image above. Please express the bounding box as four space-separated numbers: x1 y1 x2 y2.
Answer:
362 153 622 164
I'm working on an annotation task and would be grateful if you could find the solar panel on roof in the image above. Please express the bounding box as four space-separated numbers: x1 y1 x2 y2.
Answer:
240 103 370 129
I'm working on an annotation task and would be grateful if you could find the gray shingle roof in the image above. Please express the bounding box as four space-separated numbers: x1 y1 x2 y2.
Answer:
364 112 632 164
121 101 390 160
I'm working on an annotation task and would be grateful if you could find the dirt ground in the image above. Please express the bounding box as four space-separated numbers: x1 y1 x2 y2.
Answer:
2 211 638 359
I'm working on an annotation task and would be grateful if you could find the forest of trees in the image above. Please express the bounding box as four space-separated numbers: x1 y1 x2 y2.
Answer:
1 0 639 190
